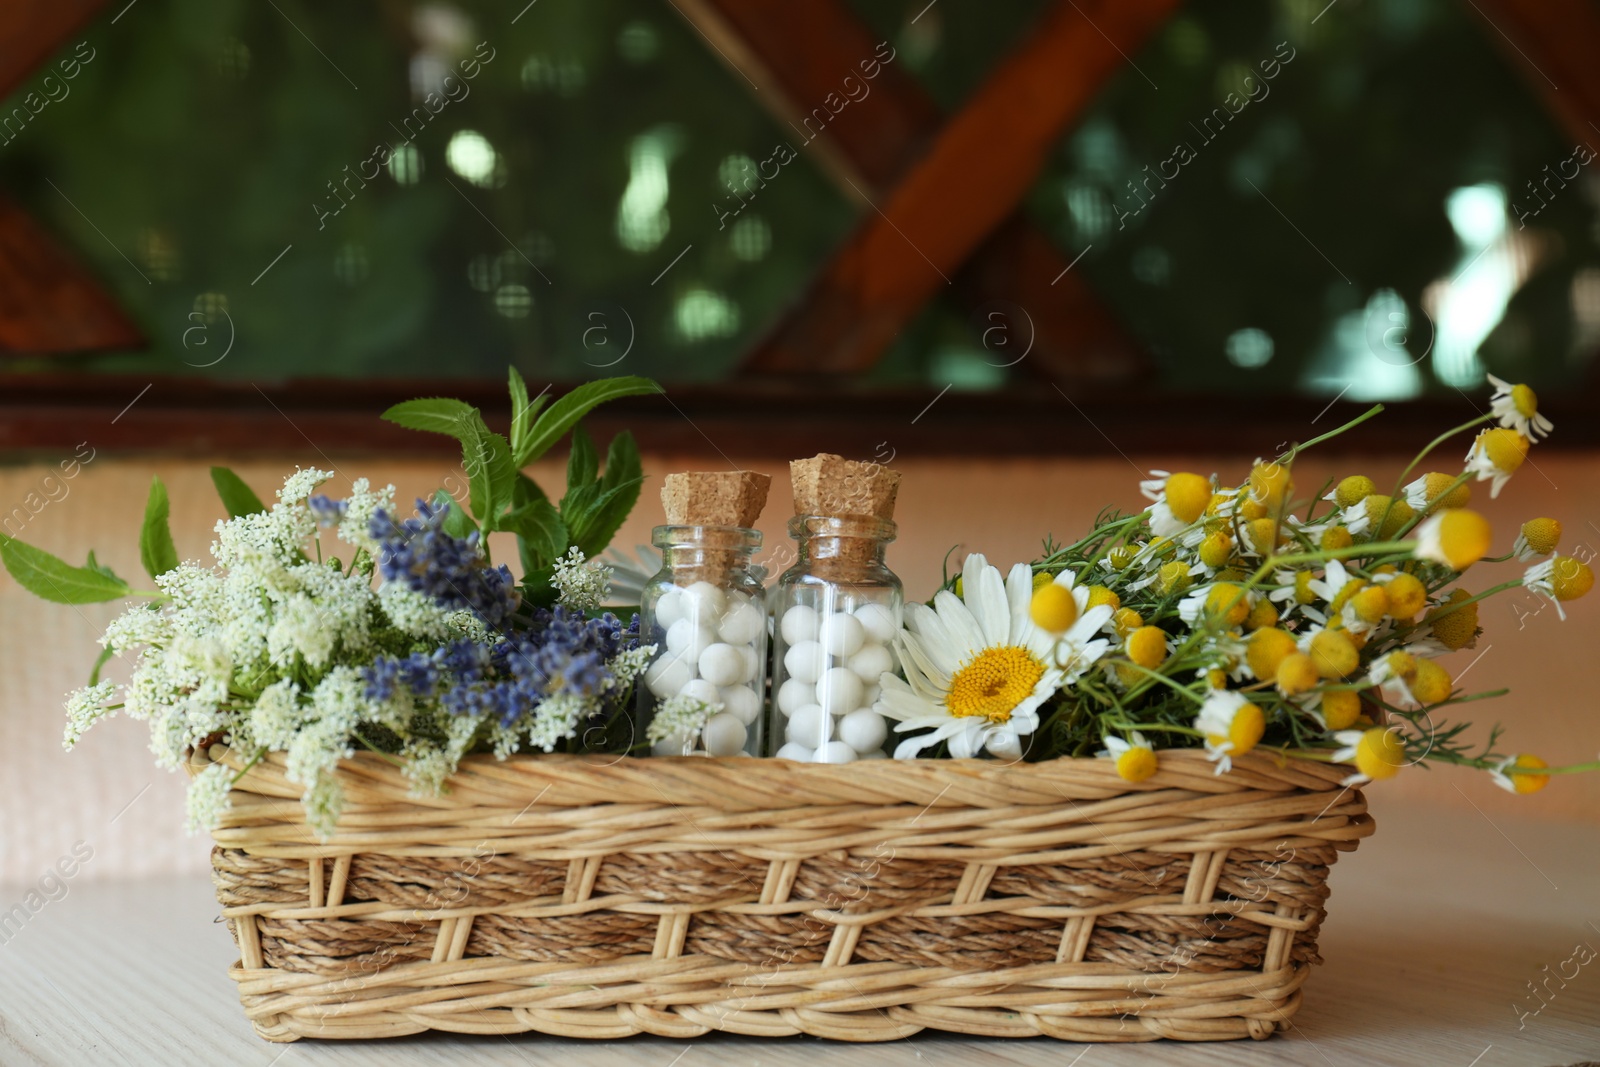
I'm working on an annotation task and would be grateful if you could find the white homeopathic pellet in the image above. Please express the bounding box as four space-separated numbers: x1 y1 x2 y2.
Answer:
785 703 831 746
814 740 857 764
681 580 728 621
665 618 716 660
717 599 763 644
678 678 721 706
838 707 887 753
853 602 898 644
698 642 746 687
820 611 865 657
774 742 812 762
815 666 863 716
655 587 687 629
718 684 761 725
776 677 814 715
644 654 692 699
779 603 821 644
652 732 692 756
702 711 748 756
783 640 825 684
845 643 894 686
738 644 760 683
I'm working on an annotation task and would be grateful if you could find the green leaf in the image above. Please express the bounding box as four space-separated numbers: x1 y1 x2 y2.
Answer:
572 432 644 557
209 466 266 518
565 423 599 495
464 426 517 532
88 644 115 686
84 550 122 582
0 536 131 604
512 473 549 507
507 367 549 464
504 498 566 570
431 490 478 540
516 376 660 466
139 476 179 581
380 397 483 438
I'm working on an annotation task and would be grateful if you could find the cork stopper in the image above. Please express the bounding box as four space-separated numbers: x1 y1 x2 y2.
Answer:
657 471 770 584
789 454 899 581
788 453 900 521
661 471 771 527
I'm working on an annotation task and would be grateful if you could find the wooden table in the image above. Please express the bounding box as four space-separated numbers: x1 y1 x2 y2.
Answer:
1 799 1595 1066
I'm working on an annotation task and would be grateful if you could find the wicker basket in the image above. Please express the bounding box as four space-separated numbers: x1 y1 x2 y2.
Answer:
205 749 1373 1043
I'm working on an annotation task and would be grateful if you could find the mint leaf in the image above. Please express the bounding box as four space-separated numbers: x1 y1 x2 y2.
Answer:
503 498 566 569
139 476 179 581
0 536 131 604
210 466 266 518
516 376 660 466
380 397 483 438
431 490 478 540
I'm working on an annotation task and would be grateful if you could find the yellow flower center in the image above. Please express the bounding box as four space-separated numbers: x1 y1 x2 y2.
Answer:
1411 658 1452 705
1205 583 1250 627
1354 727 1406 780
1029 583 1079 634
1275 653 1320 696
1434 509 1493 570
1206 668 1228 689
1520 517 1561 556
1328 577 1367 615
1246 517 1279 555
1207 703 1265 754
1115 746 1158 783
1384 573 1427 618
1384 650 1418 680
1294 570 1316 604
1126 626 1168 668
1086 585 1121 611
1239 498 1269 521
1550 556 1595 602
1165 472 1212 524
1031 570 1053 591
1244 598 1279 630
1309 629 1359 679
1112 606 1143 637
1321 690 1361 731
1108 546 1136 570
1508 753 1549 794
1511 382 1539 419
1335 475 1376 509
1250 461 1293 512
1321 526 1353 551
1426 590 1479 650
1247 627 1298 681
1421 471 1471 511
1156 560 1192 596
1199 530 1234 569
1350 585 1390 624
1477 428 1530 474
945 645 1044 724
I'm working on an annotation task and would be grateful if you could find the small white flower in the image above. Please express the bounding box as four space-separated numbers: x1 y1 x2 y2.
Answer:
185 761 237 835
63 681 119 749
1193 689 1255 775
647 692 719 746
551 546 613 613
1487 374 1553 440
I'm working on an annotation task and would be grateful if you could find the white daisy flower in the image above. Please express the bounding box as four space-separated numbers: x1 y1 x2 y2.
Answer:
1522 556 1595 621
1098 731 1158 782
1192 689 1263 775
1488 753 1550 795
1140 470 1213 539
1413 509 1492 571
1487 374 1554 440
1464 429 1528 499
1511 518 1561 562
878 554 1111 760
1366 650 1417 706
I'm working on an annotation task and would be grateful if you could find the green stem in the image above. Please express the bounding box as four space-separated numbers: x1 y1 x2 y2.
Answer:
1394 413 1491 490
1283 404 1387 461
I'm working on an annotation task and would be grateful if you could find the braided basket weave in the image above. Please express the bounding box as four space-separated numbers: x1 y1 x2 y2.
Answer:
205 749 1373 1043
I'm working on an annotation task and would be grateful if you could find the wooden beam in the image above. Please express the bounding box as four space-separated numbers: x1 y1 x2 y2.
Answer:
0 194 144 353
4 372 1599 457
737 0 1182 375
1461 0 1600 151
673 0 1153 383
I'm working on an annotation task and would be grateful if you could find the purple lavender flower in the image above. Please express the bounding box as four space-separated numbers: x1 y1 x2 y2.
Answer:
370 500 519 628
308 494 349 527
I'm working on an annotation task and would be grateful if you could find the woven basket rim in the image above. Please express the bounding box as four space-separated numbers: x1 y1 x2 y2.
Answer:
215 749 1356 814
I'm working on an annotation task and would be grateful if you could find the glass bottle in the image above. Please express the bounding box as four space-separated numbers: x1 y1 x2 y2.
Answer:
767 515 902 762
636 525 767 757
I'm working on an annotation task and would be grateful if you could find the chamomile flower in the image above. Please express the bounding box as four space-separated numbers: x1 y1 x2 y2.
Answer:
1268 569 1319 621
1193 690 1264 775
1141 470 1213 539
1465 428 1529 498
1512 517 1561 561
1402 472 1470 515
1489 753 1550 794
1522 555 1595 620
1326 475 1376 509
1177 582 1254 629
1367 650 1418 706
1100 731 1158 783
1413 509 1492 571
1331 726 1407 785
880 554 1111 760
1486 374 1554 441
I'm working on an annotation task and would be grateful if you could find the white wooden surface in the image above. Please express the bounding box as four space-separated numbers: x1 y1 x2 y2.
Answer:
0 800 1595 1066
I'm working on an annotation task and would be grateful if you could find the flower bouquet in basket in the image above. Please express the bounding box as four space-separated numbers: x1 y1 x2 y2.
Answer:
6 370 1593 1045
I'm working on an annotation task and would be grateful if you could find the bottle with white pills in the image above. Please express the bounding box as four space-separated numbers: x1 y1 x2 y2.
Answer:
636 471 772 758
766 453 903 763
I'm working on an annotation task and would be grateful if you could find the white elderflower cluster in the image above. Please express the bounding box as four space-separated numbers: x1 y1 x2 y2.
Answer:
646 693 718 746
551 546 612 613
63 681 118 749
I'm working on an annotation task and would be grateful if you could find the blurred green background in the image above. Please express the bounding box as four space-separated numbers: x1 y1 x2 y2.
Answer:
1 0 1595 399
